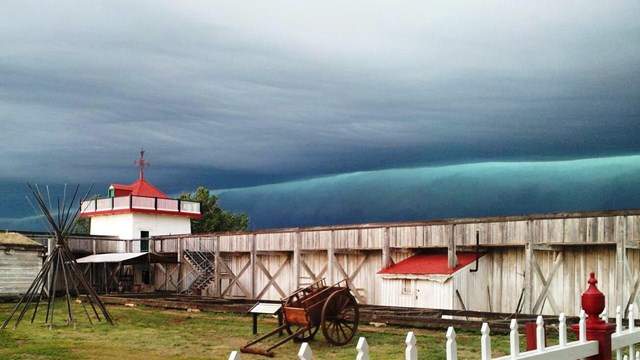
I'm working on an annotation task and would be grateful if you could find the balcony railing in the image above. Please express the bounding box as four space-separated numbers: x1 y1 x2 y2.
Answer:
80 196 201 215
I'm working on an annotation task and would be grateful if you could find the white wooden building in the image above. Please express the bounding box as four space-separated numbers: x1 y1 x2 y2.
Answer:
79 172 201 244
0 232 45 297
74 151 200 291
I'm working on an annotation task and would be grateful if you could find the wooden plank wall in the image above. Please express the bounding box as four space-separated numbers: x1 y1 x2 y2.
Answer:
142 211 640 317
0 250 42 296
486 248 526 314
454 255 494 312
67 238 124 254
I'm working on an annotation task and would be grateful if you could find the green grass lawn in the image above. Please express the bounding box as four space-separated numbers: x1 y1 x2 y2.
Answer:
0 301 520 359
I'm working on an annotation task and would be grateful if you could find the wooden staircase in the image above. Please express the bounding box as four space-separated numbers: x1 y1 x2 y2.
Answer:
181 250 216 295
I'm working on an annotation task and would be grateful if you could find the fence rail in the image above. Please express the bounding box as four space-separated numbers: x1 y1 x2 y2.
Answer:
467 311 598 360
613 305 639 360
228 305 640 360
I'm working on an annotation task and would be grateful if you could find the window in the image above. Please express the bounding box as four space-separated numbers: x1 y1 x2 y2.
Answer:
140 231 149 252
108 187 115 198
402 279 412 295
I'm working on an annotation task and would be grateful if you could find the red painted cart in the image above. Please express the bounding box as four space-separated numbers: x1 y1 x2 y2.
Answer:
240 279 360 357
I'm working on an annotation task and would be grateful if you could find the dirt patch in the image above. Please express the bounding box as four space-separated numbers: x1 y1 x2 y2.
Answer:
169 316 189 325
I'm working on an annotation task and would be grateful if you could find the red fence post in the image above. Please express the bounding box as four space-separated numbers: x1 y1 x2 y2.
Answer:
571 272 616 360
525 322 537 351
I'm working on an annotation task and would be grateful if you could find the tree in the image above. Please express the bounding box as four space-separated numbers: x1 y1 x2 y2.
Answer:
74 194 101 235
74 216 91 235
180 187 249 233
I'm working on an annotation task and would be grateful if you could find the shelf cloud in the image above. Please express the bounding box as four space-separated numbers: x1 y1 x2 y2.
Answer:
1 1 638 230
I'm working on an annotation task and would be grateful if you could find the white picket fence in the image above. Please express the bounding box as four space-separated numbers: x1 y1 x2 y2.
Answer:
229 305 640 360
614 305 639 360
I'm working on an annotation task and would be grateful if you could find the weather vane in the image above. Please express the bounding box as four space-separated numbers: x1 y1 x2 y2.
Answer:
134 147 150 179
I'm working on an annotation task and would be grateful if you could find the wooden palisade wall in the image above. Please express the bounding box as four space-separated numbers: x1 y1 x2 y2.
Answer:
143 210 639 317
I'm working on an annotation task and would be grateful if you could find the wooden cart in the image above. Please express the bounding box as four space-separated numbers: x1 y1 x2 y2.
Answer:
240 279 360 357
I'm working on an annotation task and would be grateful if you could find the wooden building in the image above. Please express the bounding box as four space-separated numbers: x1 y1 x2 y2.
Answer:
40 210 636 318
377 252 489 310
73 151 201 292
78 150 201 243
0 232 45 298
137 209 639 318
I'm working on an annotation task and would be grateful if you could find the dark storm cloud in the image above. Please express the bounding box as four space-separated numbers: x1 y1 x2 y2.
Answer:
0 0 639 187
214 156 640 229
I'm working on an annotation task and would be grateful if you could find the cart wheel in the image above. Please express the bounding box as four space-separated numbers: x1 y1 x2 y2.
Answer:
285 323 319 342
321 290 359 346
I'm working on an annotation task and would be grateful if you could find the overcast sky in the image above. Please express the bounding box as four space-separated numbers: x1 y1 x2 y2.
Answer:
2 1 639 191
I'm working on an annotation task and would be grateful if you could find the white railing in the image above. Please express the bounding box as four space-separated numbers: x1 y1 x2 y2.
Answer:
460 311 599 360
80 200 94 213
180 200 200 214
613 305 639 360
157 198 179 212
228 305 640 360
113 196 130 210
80 196 200 215
96 198 113 211
132 196 155 210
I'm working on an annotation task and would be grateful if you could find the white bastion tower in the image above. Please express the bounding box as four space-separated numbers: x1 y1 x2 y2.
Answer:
79 149 201 250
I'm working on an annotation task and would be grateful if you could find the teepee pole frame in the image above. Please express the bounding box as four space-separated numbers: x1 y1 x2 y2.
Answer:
1 184 115 330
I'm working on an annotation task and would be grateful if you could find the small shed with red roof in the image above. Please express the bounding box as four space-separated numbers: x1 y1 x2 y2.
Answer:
377 252 489 310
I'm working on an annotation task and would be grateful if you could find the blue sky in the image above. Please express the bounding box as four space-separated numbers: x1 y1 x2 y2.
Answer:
1 1 639 230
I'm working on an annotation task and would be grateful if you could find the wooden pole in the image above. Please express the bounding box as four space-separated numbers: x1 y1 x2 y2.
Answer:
448 225 458 269
177 238 182 263
215 235 221 297
382 227 392 269
294 231 301 289
525 220 534 314
46 237 54 297
328 230 335 284
177 238 183 293
251 234 257 299
103 262 108 294
615 216 626 313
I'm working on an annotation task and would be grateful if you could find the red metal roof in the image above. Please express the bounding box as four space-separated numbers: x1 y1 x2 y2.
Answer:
378 252 483 275
110 178 169 199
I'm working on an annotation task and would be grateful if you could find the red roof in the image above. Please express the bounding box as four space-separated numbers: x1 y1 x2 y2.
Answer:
110 178 169 199
378 252 483 275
